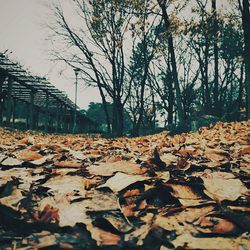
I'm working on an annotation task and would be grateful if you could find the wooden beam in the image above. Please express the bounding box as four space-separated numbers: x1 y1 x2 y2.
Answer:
45 93 49 132
0 75 6 124
6 77 13 126
30 90 36 129
12 98 16 126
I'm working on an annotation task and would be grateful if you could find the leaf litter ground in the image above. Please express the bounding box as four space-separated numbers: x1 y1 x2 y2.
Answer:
0 121 250 249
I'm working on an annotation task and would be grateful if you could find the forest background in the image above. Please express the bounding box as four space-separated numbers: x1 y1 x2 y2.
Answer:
5 0 249 137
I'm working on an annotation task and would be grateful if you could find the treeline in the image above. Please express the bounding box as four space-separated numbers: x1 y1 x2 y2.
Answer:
50 0 250 136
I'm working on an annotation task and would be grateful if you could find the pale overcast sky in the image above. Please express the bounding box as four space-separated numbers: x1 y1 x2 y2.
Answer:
0 0 101 109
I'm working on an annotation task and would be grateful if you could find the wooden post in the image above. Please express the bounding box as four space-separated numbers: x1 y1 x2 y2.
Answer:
56 101 60 133
30 90 36 129
59 103 63 132
63 105 68 132
0 75 5 125
70 109 74 132
35 108 39 129
26 102 29 129
6 77 13 126
45 93 49 132
12 98 16 127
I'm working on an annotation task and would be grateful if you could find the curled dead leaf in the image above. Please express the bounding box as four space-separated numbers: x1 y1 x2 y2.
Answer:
54 161 82 168
34 204 60 224
239 146 250 155
98 172 151 193
200 172 248 201
17 150 43 161
196 216 236 235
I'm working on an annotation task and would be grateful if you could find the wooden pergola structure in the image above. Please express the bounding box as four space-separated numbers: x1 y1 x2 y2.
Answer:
0 52 97 133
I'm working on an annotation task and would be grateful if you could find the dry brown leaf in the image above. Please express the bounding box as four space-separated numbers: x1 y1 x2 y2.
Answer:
172 233 250 250
16 136 35 145
154 205 215 235
0 188 24 211
68 149 87 161
195 216 236 234
239 146 250 155
95 229 121 246
36 196 85 227
34 204 60 224
156 171 170 182
31 234 57 249
0 154 6 163
37 189 120 228
17 150 43 162
105 156 122 163
138 199 147 210
160 153 178 165
177 158 191 170
204 149 229 162
123 189 141 198
200 172 248 201
163 183 208 207
121 204 135 217
29 154 55 166
54 161 82 168
178 149 197 157
124 224 151 246
88 161 144 176
92 212 133 233
83 177 101 190
42 175 86 197
98 172 151 192
1 157 23 167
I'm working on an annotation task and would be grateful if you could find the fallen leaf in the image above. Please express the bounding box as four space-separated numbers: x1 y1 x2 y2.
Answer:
0 154 6 163
239 146 250 155
16 136 35 146
154 205 215 235
195 216 236 235
98 172 151 192
29 154 55 166
54 161 82 168
42 175 86 197
123 189 141 198
204 149 229 162
68 149 87 161
17 150 43 161
0 188 24 211
34 204 60 224
200 172 248 201
163 183 208 207
32 234 57 249
88 161 144 176
1 157 23 167
90 211 133 233
93 228 121 246
156 171 170 182
172 233 250 250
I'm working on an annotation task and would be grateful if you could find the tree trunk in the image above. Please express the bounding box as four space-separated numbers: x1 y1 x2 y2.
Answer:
131 61 149 137
241 0 250 119
112 98 124 136
212 0 220 115
168 77 174 125
204 40 212 114
238 62 244 113
96 84 111 134
158 0 184 123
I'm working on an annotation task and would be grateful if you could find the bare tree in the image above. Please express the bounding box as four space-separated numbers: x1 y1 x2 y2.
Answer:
238 0 250 119
157 0 185 123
